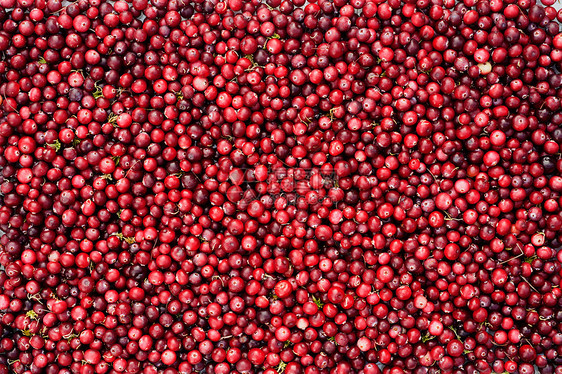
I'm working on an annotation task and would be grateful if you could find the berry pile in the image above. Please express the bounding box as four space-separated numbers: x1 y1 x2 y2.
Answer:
0 0 562 373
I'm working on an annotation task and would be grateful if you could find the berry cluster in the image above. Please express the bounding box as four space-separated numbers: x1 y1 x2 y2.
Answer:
0 0 561 373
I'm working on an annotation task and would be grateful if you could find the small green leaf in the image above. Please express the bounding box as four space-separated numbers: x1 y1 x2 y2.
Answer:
422 333 435 343
275 361 287 374
312 296 324 308
26 310 38 320
21 329 33 337
107 113 118 125
47 140 61 152
93 86 103 99
114 233 135 244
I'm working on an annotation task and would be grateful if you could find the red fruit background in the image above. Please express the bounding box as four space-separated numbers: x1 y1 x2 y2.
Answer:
0 0 562 373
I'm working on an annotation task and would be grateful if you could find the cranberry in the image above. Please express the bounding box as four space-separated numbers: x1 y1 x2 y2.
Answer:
0 1 560 373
